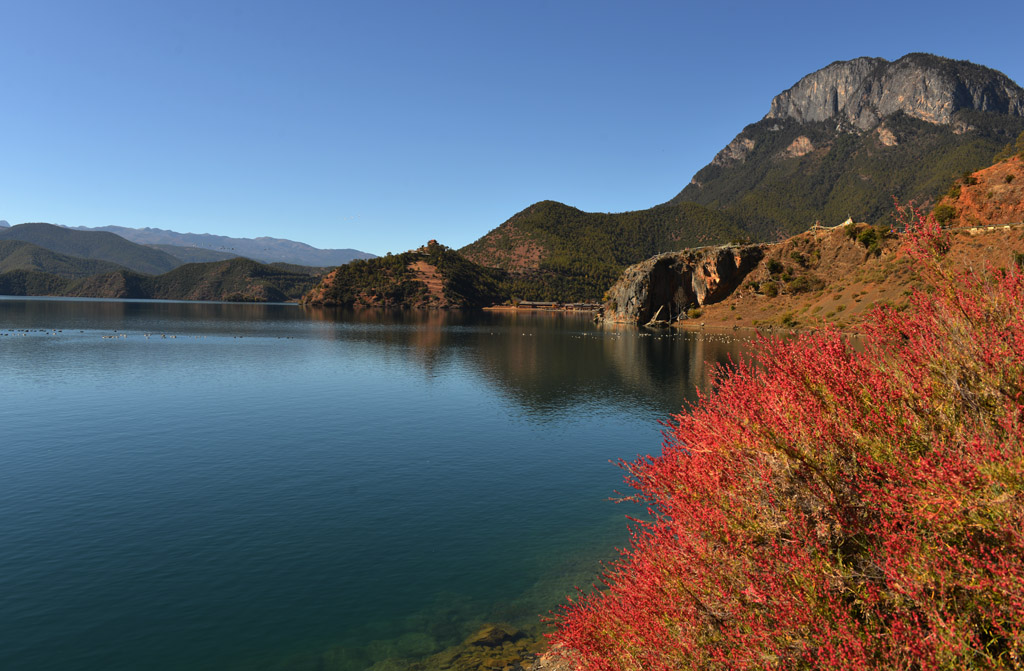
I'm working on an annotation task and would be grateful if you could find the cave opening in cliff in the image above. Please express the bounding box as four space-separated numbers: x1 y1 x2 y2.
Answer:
646 259 694 323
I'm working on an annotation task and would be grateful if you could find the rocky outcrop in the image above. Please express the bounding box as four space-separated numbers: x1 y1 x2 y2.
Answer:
934 153 1024 228
784 135 815 158
876 125 899 146
602 245 765 324
767 53 1024 131
768 57 886 126
711 136 756 166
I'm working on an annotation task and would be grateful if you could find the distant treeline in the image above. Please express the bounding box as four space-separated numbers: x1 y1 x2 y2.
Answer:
0 256 319 302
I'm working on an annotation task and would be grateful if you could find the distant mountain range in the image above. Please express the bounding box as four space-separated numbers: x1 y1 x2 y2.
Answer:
0 223 183 275
461 53 1024 301
0 223 322 301
65 224 375 267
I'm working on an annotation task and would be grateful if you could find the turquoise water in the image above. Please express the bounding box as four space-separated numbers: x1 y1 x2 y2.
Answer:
0 298 751 670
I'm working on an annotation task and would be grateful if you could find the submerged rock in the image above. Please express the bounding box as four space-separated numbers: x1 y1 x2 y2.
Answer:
464 623 524 647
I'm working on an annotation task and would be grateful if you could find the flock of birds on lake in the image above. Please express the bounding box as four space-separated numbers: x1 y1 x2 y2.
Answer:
0 328 299 340
0 327 749 345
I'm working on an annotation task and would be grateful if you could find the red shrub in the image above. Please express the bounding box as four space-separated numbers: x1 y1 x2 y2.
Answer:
552 208 1024 670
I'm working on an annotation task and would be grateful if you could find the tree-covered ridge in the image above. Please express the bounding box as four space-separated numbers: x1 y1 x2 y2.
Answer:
0 269 76 297
0 256 320 302
303 241 510 308
460 200 743 302
144 257 319 301
672 110 1024 239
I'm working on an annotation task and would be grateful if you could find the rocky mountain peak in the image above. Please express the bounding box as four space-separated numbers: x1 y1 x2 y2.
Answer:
766 53 1024 130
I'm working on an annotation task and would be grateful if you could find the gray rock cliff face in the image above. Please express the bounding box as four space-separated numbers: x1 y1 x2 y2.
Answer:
603 245 764 324
767 57 887 126
767 53 1024 131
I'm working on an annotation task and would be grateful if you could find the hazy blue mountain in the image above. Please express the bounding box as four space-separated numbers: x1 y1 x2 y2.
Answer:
67 224 376 267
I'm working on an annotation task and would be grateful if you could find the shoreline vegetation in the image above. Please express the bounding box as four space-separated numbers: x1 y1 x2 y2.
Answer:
549 208 1024 669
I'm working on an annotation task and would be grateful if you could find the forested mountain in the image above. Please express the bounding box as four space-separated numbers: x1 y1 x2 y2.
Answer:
0 223 182 275
462 53 1024 301
671 53 1024 237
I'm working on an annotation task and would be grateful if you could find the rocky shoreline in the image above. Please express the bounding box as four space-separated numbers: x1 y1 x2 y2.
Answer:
354 623 569 671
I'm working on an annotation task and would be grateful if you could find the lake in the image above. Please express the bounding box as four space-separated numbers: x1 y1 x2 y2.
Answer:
0 298 752 670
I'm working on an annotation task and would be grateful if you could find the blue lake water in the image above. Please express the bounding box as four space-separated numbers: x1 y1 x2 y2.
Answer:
0 298 751 670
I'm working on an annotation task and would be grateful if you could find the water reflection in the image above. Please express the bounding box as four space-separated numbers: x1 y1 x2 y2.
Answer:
300 305 753 418
0 298 754 421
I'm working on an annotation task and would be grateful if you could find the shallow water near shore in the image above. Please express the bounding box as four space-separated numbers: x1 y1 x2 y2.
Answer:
0 298 752 670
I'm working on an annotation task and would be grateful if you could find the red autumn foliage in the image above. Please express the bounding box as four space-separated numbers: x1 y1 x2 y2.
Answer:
552 206 1024 670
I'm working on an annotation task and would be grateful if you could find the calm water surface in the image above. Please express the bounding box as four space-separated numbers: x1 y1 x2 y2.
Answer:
0 298 752 670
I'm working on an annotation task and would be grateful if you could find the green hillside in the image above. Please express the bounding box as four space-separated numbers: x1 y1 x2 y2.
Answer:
148 258 318 301
671 110 1024 238
0 269 76 297
0 223 183 274
0 240 128 278
460 200 742 301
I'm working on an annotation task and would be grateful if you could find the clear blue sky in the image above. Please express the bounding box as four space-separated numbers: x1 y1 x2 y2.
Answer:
2 1 1022 256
